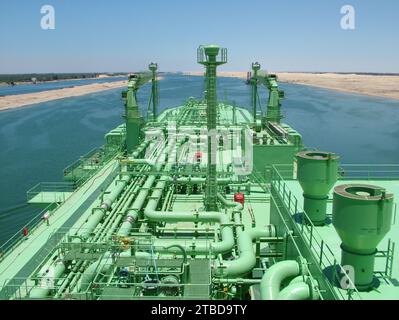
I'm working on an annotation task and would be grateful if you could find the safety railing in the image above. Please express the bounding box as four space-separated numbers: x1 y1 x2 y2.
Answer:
270 164 295 180
270 165 362 300
267 194 327 300
340 164 399 180
1 276 68 300
26 182 76 203
268 163 399 183
0 204 55 262
63 146 115 185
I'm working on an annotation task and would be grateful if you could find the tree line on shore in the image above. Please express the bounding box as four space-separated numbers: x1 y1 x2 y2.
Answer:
0 73 122 85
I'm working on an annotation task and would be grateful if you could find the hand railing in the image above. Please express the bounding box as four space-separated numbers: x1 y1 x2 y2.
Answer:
26 182 76 202
0 204 54 261
270 165 362 300
340 164 399 180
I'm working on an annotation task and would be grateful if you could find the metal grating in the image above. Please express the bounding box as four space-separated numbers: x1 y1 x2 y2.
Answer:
184 259 211 299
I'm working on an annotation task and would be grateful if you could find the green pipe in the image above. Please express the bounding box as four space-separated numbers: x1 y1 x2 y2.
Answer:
144 181 237 254
96 174 142 239
100 174 131 210
117 139 176 236
277 275 319 300
148 214 234 254
79 174 130 239
215 225 275 277
144 179 276 275
131 140 151 158
289 275 306 285
31 141 153 297
77 253 112 292
213 278 261 285
29 260 66 299
277 282 311 300
259 258 308 300
169 177 233 185
104 176 145 239
125 158 156 166
77 251 153 292
54 260 84 298
54 179 140 297
155 226 276 276
163 245 187 264
117 175 156 236
217 193 242 212
78 140 152 239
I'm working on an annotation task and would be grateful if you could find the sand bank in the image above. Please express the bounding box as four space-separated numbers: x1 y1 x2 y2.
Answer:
184 71 399 100
0 80 128 111
276 73 399 100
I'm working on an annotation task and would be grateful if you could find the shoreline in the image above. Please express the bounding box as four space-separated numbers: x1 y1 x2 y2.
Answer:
0 80 128 111
0 75 127 86
184 71 399 101
0 76 164 112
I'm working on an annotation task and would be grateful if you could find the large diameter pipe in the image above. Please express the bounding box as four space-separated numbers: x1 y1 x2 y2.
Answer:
215 226 276 277
277 282 311 300
77 253 112 292
77 251 153 292
29 260 66 299
142 182 238 254
260 258 308 300
131 140 151 159
144 180 277 274
277 275 319 300
117 175 156 236
29 140 152 298
100 175 131 210
118 138 187 236
153 221 234 255
146 208 235 254
79 175 130 239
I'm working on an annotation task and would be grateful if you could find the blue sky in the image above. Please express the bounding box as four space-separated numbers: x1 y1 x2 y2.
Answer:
0 0 398 73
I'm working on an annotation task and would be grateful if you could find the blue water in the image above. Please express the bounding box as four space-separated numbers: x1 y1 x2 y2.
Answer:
0 74 398 244
0 77 126 96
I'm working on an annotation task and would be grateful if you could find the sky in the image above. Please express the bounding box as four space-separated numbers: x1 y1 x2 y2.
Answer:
0 0 398 73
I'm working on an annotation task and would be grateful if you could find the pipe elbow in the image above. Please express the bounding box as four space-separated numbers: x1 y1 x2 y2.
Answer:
260 257 308 300
277 282 311 300
217 193 243 212
215 231 256 277
144 208 156 220
277 277 319 300
211 227 235 254
221 251 256 277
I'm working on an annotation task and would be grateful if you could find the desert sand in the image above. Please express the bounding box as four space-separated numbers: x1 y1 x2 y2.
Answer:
0 80 128 111
184 71 399 100
277 73 399 100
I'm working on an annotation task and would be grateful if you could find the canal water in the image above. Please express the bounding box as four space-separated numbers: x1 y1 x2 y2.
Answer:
0 76 126 96
0 74 398 244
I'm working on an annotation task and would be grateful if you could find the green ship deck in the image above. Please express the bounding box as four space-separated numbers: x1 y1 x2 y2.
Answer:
1 46 398 301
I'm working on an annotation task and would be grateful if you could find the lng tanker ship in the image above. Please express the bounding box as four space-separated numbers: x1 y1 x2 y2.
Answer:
0 45 398 300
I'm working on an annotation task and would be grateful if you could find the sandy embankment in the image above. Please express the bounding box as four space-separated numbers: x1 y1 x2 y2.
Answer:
0 81 128 111
276 73 399 100
184 71 399 100
0 76 164 111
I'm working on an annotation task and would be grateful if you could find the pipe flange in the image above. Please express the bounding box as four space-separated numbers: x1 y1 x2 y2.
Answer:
296 256 309 276
306 277 320 300
268 225 277 238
